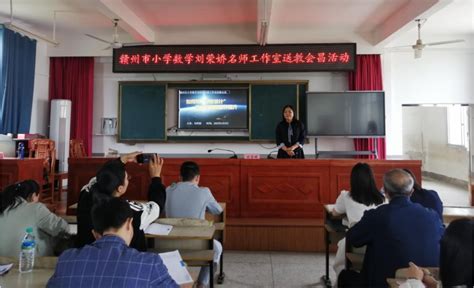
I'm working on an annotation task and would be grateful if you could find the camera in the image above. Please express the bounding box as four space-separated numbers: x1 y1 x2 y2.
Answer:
136 153 156 164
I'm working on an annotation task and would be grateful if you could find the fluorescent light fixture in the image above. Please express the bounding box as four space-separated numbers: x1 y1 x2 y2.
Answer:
4 23 59 46
259 21 267 46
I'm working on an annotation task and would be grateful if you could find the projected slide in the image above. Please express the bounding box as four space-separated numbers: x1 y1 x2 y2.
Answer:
178 89 248 129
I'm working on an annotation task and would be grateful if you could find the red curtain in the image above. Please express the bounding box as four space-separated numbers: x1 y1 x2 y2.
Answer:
49 57 94 156
348 54 386 159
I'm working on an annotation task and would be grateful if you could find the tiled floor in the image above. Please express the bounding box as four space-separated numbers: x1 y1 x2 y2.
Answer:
188 251 336 288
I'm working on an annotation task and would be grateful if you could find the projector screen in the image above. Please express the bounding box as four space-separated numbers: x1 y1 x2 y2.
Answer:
306 91 385 137
178 88 248 130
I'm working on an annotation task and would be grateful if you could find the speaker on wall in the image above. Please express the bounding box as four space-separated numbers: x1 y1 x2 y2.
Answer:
49 99 71 172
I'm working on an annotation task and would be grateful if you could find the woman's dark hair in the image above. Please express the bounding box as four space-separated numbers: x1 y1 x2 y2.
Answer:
350 163 384 206
439 218 473 287
180 161 200 182
0 180 40 214
281 104 298 122
90 161 126 202
402 168 422 191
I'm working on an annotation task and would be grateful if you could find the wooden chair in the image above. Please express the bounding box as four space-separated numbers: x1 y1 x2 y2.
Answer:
69 139 86 158
148 219 216 287
29 139 56 203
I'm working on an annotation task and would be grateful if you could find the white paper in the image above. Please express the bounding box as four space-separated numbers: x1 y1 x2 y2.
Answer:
144 223 172 235
69 224 77 235
159 250 193 285
0 263 13 275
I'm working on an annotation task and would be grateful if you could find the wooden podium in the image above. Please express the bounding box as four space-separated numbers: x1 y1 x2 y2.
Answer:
68 157 422 251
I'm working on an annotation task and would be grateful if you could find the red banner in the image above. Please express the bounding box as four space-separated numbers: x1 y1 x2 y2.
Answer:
113 43 356 73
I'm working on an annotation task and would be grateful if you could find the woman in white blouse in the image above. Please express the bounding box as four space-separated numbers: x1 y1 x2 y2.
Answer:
332 163 386 278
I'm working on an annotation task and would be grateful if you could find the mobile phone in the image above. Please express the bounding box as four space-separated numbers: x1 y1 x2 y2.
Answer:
136 153 156 164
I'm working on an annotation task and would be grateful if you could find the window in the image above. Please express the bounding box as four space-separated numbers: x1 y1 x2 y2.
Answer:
447 105 469 148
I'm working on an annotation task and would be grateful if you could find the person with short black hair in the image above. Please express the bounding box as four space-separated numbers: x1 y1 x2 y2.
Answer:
166 161 223 288
0 180 69 256
403 168 443 221
76 152 165 251
47 198 179 288
339 169 444 287
180 160 200 182
332 163 385 277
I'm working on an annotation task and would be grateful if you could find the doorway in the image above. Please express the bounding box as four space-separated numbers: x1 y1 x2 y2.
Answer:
402 104 470 206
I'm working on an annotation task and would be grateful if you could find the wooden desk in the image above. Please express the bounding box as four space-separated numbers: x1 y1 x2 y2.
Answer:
0 158 43 191
0 268 54 287
387 278 402 288
60 215 77 224
388 267 439 288
443 206 474 224
147 223 216 288
322 204 347 287
146 225 215 240
0 256 57 288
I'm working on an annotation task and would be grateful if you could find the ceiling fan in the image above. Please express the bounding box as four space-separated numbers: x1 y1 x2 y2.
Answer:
392 19 464 59
85 19 153 49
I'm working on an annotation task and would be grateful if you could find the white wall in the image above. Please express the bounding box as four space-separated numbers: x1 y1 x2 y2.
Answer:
403 106 469 181
29 41 50 135
383 45 474 156
92 58 353 156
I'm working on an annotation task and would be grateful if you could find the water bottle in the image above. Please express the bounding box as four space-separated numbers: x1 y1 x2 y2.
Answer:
17 143 25 160
19 227 36 273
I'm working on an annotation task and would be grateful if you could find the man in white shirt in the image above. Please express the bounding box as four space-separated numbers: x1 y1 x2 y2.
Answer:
166 161 223 288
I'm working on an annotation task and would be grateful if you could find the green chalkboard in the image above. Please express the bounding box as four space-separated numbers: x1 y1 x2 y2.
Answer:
118 82 166 141
250 84 298 141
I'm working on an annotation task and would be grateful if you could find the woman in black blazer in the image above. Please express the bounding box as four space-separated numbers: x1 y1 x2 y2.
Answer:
275 104 306 159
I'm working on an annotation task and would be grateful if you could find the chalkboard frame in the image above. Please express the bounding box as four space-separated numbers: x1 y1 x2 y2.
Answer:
118 81 167 142
117 80 308 142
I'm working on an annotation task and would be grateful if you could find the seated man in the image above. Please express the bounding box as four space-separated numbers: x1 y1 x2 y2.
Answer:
340 169 444 287
47 198 179 288
166 161 223 288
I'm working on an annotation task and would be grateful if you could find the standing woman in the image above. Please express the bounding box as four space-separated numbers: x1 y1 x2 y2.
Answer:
275 104 306 159
0 180 70 256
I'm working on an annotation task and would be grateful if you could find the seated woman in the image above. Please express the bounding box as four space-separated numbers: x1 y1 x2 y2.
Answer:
402 218 473 288
403 169 443 220
332 163 385 277
0 180 69 256
76 152 165 251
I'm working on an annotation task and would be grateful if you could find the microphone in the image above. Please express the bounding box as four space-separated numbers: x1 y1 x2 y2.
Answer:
266 150 278 159
208 148 238 159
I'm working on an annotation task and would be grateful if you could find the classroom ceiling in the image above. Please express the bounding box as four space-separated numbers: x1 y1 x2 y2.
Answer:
0 0 471 54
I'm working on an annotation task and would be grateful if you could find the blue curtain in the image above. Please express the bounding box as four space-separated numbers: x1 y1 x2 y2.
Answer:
0 27 37 134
